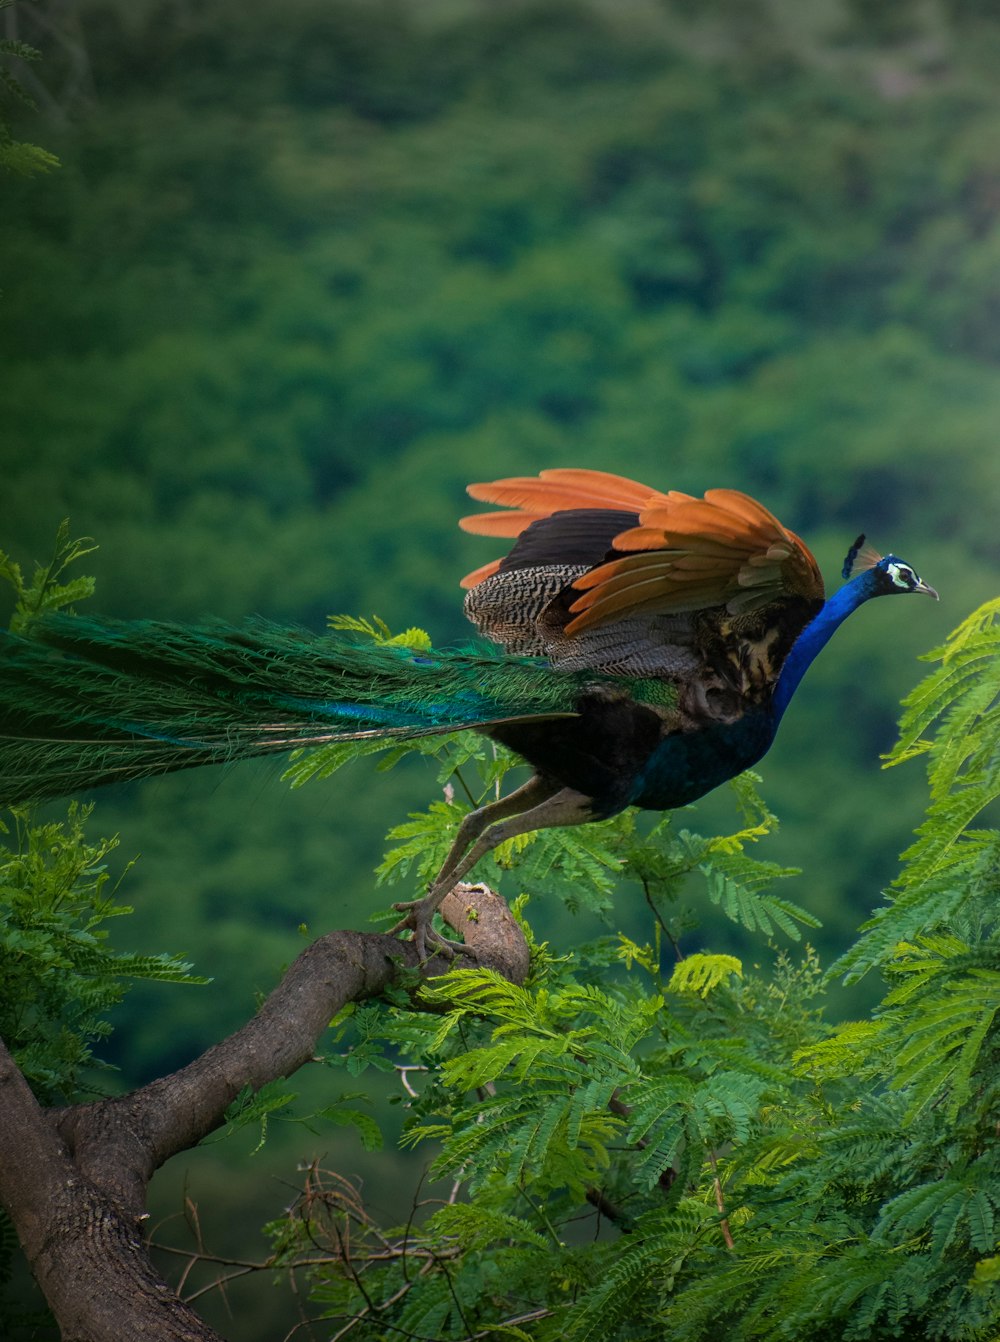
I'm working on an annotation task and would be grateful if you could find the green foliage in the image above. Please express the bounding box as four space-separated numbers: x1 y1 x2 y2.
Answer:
667 951 742 997
836 597 1000 979
326 612 434 650
0 1 59 177
262 598 1000 1339
219 1079 383 1155
0 804 203 1103
0 519 96 633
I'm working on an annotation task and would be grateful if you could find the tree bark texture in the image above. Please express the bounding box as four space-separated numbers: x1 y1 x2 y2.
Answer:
0 884 528 1341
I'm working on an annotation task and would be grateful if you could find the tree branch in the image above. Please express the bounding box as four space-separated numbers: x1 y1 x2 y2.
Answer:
0 884 529 1341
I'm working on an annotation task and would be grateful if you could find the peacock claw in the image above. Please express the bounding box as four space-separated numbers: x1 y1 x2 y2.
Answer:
390 898 472 962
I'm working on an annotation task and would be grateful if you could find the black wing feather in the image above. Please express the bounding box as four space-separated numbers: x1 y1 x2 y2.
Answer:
498 509 639 573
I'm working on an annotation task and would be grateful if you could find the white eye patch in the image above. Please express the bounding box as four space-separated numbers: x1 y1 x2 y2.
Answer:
885 561 916 590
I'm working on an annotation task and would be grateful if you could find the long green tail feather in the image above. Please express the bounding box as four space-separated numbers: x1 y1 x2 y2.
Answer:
0 614 595 806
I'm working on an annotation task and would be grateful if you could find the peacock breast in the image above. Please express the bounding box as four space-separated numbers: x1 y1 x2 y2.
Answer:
629 709 777 811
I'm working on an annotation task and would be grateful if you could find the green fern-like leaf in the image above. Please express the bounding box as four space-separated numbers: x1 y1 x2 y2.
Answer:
427 1202 548 1252
668 953 743 997
1 522 96 633
566 1204 712 1340
888 969 1000 1120
836 598 1000 982
326 613 432 649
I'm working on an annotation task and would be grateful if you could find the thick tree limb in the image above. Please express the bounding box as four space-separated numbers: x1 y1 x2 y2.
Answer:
0 884 528 1342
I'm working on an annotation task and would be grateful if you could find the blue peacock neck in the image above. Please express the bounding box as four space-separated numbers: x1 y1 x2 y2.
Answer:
770 570 881 722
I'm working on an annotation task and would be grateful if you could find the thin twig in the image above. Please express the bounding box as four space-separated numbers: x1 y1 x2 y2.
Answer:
707 1149 735 1250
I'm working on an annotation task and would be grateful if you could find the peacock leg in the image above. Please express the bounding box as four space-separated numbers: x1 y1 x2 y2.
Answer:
432 774 561 893
392 777 596 959
391 774 558 958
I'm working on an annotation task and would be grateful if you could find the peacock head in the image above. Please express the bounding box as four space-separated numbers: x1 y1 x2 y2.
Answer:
841 535 938 600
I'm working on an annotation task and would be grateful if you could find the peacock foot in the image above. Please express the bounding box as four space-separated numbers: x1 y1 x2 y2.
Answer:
390 895 473 962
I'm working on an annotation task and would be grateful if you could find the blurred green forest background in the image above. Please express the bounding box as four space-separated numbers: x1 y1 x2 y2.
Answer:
2 0 999 1333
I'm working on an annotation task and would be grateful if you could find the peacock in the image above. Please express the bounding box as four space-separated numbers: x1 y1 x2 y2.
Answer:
0 469 936 955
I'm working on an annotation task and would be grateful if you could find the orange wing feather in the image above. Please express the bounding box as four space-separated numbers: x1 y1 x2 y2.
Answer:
459 468 676 587
460 469 674 542
567 488 823 631
458 469 823 624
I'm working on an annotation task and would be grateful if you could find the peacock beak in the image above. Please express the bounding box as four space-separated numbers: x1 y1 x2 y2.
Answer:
915 579 939 600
